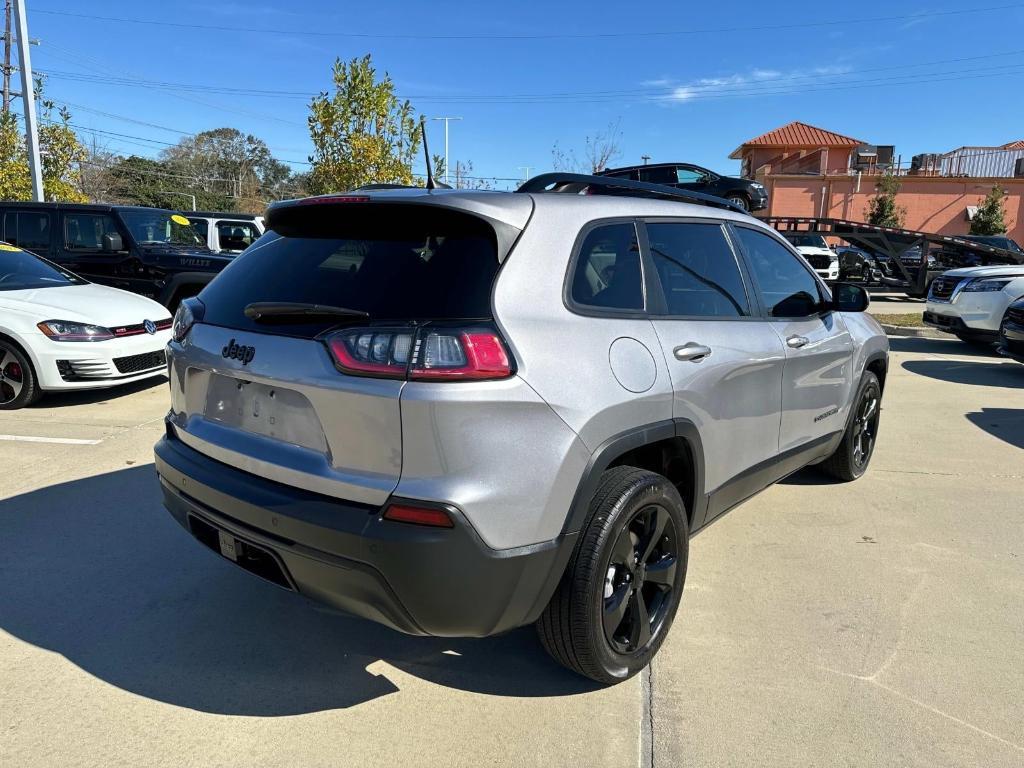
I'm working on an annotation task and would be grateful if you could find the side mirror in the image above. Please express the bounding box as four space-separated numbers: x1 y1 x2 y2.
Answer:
102 232 124 252
833 282 870 312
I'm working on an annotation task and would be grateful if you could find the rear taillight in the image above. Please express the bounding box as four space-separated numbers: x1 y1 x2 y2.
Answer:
324 325 512 382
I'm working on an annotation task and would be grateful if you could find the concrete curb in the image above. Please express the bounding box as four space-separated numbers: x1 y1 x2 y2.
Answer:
877 323 948 338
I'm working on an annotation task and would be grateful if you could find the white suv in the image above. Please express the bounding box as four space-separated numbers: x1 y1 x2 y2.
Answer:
924 266 1024 343
782 233 840 281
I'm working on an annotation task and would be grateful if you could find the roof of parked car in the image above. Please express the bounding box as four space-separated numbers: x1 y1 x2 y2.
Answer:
599 162 708 173
0 201 185 214
188 211 261 220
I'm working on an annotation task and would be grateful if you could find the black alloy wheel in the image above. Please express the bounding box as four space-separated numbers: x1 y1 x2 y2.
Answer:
820 371 882 481
602 504 680 654
850 382 880 470
537 466 689 684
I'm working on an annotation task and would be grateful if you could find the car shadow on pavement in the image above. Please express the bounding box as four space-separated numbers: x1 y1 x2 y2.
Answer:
886 336 1001 358
901 358 1022 388
0 466 598 716
965 408 1024 450
30 377 168 409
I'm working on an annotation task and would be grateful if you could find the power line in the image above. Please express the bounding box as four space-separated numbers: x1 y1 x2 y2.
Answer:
33 46 1024 105
30 4 1024 40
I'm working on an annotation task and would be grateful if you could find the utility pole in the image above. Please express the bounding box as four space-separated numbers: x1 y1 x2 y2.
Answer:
641 155 651 165
12 0 41 200
431 116 462 185
3 1 11 113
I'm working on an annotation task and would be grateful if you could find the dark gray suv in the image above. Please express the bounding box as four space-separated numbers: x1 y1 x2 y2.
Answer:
155 174 887 683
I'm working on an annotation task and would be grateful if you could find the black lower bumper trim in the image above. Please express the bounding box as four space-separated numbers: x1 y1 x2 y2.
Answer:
923 311 997 339
154 431 576 638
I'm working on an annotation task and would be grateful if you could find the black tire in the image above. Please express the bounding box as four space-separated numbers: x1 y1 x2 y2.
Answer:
537 466 688 684
820 372 881 481
725 193 750 211
0 339 41 410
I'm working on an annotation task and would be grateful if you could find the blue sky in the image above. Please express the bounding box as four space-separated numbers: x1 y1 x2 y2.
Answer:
24 1 1024 189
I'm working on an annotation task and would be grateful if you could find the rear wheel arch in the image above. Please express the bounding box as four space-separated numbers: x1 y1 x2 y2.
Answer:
563 420 706 535
864 352 888 393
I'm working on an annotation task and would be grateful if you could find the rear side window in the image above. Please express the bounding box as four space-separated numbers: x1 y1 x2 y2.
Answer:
216 220 260 251
199 205 501 338
732 227 823 318
639 167 677 185
647 223 749 317
4 211 51 252
64 213 120 250
570 222 643 311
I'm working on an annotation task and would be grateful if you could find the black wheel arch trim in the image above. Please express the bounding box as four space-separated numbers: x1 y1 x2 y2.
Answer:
561 418 708 538
157 271 217 307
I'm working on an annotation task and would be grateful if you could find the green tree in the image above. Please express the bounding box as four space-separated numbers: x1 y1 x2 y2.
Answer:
161 127 292 212
307 55 421 193
970 185 1008 235
0 104 87 202
864 173 905 228
106 155 226 211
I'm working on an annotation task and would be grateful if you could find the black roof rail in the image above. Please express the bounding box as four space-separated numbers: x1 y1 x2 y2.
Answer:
516 172 746 214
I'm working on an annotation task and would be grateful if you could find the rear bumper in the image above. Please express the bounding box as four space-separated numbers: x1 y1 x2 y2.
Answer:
154 429 575 638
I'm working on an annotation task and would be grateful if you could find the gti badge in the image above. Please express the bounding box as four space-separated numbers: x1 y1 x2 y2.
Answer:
143 319 157 335
222 339 256 365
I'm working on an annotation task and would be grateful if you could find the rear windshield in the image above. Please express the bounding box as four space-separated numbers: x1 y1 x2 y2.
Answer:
198 205 500 337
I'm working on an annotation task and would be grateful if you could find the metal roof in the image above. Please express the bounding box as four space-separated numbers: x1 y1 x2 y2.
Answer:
729 121 866 158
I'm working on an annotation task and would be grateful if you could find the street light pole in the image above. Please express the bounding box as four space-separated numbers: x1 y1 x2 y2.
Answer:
517 166 532 183
12 0 41 201
432 116 462 185
641 155 651 165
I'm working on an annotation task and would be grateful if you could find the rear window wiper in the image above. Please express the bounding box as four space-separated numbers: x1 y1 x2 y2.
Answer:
243 302 370 322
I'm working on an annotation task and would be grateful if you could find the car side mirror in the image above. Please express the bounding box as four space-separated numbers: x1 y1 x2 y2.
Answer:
102 232 124 252
832 282 870 312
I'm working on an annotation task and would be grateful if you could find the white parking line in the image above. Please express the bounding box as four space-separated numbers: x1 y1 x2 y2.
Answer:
0 434 102 446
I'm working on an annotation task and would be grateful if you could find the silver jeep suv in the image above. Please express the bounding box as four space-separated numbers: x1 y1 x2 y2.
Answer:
155 174 889 684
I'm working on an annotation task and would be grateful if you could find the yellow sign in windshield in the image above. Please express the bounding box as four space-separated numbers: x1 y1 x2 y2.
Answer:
171 214 191 226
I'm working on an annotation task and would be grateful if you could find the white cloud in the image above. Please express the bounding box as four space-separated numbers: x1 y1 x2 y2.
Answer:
649 64 853 104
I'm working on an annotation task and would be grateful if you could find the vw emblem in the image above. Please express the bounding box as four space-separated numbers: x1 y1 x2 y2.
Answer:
143 319 157 335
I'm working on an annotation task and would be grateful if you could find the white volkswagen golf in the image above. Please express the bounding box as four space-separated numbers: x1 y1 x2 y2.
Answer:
0 244 171 409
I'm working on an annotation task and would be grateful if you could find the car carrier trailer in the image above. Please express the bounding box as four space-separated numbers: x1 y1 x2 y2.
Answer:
765 217 1024 297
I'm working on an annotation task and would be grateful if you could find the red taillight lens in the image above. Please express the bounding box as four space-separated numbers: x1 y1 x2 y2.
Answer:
324 325 512 382
326 327 415 379
410 329 511 380
383 503 454 528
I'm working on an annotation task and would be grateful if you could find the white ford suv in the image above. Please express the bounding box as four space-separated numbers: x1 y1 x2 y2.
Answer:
924 266 1024 344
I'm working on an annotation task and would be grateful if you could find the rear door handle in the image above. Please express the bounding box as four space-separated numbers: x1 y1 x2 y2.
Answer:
673 343 712 362
787 335 809 349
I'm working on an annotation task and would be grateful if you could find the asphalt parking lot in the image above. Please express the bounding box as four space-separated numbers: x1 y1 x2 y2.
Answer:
1 336 1022 768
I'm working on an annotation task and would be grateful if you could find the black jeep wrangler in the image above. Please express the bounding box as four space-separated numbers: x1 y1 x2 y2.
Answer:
0 202 235 308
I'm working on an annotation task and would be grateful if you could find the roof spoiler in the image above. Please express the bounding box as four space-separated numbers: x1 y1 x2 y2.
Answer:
516 172 746 214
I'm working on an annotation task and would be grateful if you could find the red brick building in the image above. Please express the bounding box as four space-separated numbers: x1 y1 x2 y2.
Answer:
731 121 1024 244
